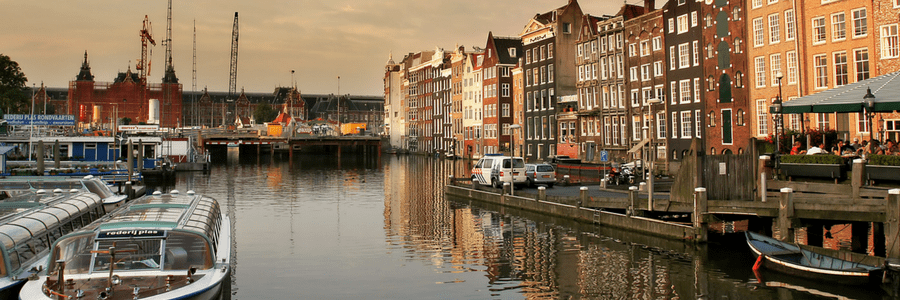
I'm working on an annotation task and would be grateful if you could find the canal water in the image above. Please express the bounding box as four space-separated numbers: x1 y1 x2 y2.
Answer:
149 152 888 299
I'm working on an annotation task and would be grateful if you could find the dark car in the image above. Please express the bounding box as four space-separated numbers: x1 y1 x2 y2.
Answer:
525 163 556 188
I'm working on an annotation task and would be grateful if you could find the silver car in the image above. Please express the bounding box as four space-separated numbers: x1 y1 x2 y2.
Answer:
525 163 556 188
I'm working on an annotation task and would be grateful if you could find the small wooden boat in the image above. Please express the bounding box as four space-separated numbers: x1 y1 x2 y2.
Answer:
20 190 231 300
746 231 882 285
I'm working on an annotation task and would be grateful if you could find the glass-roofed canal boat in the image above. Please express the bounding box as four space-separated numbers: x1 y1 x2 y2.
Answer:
0 176 127 212
0 190 105 299
20 191 230 300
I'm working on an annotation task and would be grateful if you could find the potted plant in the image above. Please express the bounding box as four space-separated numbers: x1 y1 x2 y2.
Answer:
779 154 846 181
865 155 900 183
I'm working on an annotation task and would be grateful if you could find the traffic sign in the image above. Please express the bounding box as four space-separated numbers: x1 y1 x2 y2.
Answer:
600 150 608 162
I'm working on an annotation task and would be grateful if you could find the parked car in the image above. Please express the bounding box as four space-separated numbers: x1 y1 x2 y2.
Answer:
471 154 527 188
525 163 556 188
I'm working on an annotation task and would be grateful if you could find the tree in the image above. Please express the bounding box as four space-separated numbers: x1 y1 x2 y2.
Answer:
254 102 278 123
0 54 29 114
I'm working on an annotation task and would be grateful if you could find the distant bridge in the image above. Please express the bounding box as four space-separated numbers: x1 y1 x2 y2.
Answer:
199 131 383 158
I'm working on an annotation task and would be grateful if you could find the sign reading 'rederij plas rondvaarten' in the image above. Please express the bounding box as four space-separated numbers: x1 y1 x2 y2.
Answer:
4 114 76 126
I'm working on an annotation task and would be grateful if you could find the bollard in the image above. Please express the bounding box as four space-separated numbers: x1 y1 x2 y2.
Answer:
503 182 511 195
579 186 588 208
639 181 647 192
537 186 546 202
887 189 900 259
778 188 795 242
693 187 708 242
448 174 454 186
600 178 607 189
125 181 134 200
628 186 639 216
759 155 770 201
852 159 865 199
563 175 570 186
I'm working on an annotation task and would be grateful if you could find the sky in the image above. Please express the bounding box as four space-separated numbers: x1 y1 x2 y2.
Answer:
2 0 634 96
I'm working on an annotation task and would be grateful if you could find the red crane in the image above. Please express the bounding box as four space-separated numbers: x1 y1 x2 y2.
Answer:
137 15 156 83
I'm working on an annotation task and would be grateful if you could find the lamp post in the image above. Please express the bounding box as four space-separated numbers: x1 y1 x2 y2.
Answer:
864 87 876 142
770 71 784 156
646 98 661 209
509 124 522 157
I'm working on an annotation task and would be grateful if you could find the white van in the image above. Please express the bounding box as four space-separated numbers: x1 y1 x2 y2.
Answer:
471 154 527 188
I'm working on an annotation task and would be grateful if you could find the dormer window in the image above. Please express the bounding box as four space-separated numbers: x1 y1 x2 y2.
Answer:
563 23 572 34
509 48 517 57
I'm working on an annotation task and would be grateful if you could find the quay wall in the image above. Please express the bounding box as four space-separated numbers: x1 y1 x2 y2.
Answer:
445 185 699 242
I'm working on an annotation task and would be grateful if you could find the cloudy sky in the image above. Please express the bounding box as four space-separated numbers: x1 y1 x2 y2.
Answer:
2 0 630 96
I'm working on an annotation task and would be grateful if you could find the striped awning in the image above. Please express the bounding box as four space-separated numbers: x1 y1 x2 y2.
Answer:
782 71 900 114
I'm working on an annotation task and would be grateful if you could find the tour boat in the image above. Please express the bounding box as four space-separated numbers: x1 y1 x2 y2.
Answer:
19 190 230 300
0 190 105 299
746 231 882 285
0 176 127 211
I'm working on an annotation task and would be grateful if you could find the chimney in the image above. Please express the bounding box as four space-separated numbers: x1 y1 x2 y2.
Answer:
645 0 655 13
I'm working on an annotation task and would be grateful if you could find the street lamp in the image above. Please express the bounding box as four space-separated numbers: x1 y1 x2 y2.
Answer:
864 87 876 142
509 124 522 157
770 71 784 155
646 98 661 210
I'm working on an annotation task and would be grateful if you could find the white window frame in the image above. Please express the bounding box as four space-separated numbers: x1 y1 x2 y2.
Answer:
882 24 900 59
679 79 692 104
834 51 848 87
681 111 692 139
814 54 828 89
754 56 766 88
785 10 796 41
787 51 798 84
768 13 780 44
756 99 768 136
831 12 846 42
753 18 764 47
678 43 690 69
770 53 782 86
813 17 827 44
677 14 689 34
852 8 867 38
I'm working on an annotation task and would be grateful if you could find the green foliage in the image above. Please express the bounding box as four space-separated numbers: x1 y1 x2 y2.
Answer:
0 54 29 114
780 154 844 164
254 102 278 123
121 117 132 125
867 154 900 166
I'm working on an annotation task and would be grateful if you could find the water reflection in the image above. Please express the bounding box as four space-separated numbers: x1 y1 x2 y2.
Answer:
149 154 886 299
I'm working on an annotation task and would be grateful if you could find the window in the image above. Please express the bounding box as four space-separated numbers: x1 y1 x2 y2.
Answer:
669 46 676 70
695 110 702 138
709 111 717 127
753 18 764 47
733 7 741 21
817 113 831 130
754 56 766 87
735 71 743 87
640 40 650 56
672 112 678 138
691 11 698 27
769 14 780 44
680 80 692 104
814 54 828 89
693 41 699 66
694 78 701 103
657 112 666 139
679 43 690 68
813 17 826 44
549 64 554 82
770 53 782 86
641 64 651 81
548 43 553 58
652 37 662 51
654 61 663 77
681 111 692 138
882 25 899 59
756 99 768 136
600 38 608 54
855 48 869 81
563 23 571 34
852 9 867 38
677 14 689 34
752 0 762 8
708 75 716 91
707 43 714 58
734 38 742 53
670 81 677 104
858 112 870 133
655 85 665 103
630 66 638 81
612 117 619 145
629 44 636 57
502 83 510 97
787 51 798 84
631 89 640 107
832 13 846 41
785 10 796 41
834 52 848 86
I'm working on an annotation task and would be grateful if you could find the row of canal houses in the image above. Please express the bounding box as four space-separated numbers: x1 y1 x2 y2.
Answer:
384 0 900 173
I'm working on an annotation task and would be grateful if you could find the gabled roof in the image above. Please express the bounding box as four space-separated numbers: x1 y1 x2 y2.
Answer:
618 4 645 19
486 32 522 66
578 15 602 41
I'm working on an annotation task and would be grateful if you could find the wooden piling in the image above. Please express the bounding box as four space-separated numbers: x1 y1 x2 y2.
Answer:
36 140 44 175
777 188 795 242
886 189 900 259
852 159 864 199
759 155 770 202
628 186 638 216
693 187 708 242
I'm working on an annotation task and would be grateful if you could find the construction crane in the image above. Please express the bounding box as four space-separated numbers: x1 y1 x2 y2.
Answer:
163 0 174 77
137 15 156 83
228 12 239 98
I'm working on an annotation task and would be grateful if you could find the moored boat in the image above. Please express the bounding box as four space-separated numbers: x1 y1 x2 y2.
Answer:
746 231 882 285
0 176 127 212
0 191 105 299
20 190 230 300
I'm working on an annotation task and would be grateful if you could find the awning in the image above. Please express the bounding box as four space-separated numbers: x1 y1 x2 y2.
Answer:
627 138 651 153
782 71 900 114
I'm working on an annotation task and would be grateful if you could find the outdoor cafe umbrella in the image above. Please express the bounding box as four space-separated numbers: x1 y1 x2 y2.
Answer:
781 71 900 114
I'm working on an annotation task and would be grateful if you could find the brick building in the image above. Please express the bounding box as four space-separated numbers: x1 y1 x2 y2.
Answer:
625 4 666 167
664 0 705 167
481 33 521 155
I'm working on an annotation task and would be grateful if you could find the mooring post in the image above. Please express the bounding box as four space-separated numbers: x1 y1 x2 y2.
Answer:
628 186 638 216
503 182 511 196
777 188 795 242
852 159 865 199
537 186 545 202
563 175 570 186
759 155 770 202
448 174 454 186
36 140 44 175
125 181 133 200
600 177 607 189
693 187 708 242
127 140 133 182
887 189 900 259
579 186 588 208
639 181 646 192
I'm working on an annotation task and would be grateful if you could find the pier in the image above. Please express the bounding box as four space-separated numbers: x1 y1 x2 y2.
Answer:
199 130 384 158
